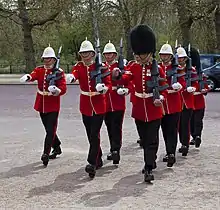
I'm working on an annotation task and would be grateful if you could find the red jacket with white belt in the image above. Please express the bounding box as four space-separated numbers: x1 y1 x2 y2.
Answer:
180 66 198 109
122 62 168 122
159 63 185 114
104 61 128 112
193 75 209 110
71 61 111 116
29 66 67 113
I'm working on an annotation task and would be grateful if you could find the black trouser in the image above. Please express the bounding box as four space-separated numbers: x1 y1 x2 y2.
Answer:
135 119 161 170
161 112 180 155
40 112 60 155
82 113 104 166
190 108 205 139
179 106 193 147
104 110 125 152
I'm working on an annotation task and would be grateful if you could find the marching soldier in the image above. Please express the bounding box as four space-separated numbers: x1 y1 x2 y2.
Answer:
128 55 144 147
158 43 185 167
112 24 168 183
102 41 129 164
20 46 67 166
190 49 209 147
177 47 197 156
66 38 111 178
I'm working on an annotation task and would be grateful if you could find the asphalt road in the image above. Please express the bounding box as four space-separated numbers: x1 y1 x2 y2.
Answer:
0 85 220 210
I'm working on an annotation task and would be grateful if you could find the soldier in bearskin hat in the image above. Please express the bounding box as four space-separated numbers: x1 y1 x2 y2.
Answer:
188 48 209 148
112 24 168 183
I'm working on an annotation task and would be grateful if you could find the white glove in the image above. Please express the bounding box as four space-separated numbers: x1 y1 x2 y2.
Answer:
187 86 196 93
48 85 61 96
20 74 30 83
96 83 108 94
66 74 75 83
117 88 129 96
172 82 182 91
159 95 164 101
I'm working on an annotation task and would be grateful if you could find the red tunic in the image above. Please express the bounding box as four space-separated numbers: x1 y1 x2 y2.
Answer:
159 63 185 114
71 61 111 116
29 66 67 113
122 62 168 122
104 61 128 112
180 66 198 109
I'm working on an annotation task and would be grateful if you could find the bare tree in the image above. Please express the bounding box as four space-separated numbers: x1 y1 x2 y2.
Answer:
0 0 63 71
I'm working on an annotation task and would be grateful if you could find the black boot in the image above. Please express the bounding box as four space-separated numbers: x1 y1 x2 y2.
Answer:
167 154 176 167
178 145 188 156
49 146 62 159
195 136 201 148
189 138 196 145
142 162 157 174
41 154 49 166
107 152 113 160
144 170 154 183
85 164 96 178
112 151 120 164
163 154 168 162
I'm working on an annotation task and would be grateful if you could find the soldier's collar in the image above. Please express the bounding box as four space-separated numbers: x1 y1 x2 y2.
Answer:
44 65 54 70
106 60 117 65
83 60 94 66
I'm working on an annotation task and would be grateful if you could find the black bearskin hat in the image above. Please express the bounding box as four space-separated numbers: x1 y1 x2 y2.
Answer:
130 24 156 55
184 46 201 71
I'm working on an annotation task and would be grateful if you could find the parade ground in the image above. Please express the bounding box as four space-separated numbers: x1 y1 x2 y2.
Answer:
0 85 220 210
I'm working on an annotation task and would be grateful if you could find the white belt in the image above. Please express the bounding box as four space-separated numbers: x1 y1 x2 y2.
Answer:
81 90 100 96
37 89 52 96
112 86 118 90
167 89 177 94
135 92 153 98
194 92 202 95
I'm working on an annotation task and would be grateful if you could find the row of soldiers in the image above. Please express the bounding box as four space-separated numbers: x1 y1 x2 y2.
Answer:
20 24 209 183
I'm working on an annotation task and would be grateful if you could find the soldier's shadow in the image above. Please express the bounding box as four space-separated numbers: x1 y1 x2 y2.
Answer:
27 163 118 198
0 161 45 179
78 172 151 208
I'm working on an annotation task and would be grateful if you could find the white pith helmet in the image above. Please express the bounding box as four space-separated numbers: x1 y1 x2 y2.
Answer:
159 43 173 55
79 37 95 53
41 46 56 59
103 40 117 54
177 47 188 58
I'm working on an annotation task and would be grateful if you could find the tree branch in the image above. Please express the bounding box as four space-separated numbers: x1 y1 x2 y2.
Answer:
30 10 61 27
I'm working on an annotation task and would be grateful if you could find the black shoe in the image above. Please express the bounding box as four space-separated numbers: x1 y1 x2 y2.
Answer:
167 154 176 167
112 151 120 164
107 152 113 160
142 162 157 174
178 145 188 156
195 136 201 148
144 170 154 183
41 154 49 166
85 164 96 178
96 159 103 170
190 138 196 145
163 154 168 162
49 146 62 159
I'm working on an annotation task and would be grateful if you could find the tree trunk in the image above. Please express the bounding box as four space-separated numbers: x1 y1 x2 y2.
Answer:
89 0 99 44
124 26 133 60
175 0 193 46
214 5 220 51
18 0 36 72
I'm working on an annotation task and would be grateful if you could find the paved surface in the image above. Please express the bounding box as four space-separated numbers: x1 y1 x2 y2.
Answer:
0 85 220 210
